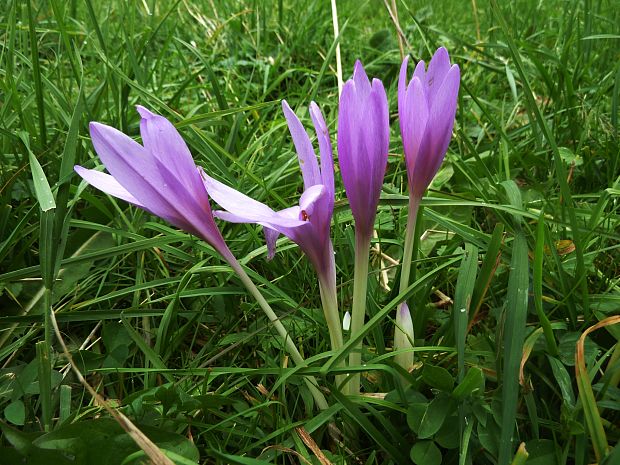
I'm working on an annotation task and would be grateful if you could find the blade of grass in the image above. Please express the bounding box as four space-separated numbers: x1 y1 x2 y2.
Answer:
575 316 619 461
25 0 46 146
498 231 529 465
534 211 559 355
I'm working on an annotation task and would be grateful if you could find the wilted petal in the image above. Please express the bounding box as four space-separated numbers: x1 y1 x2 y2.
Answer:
74 165 143 207
282 100 321 190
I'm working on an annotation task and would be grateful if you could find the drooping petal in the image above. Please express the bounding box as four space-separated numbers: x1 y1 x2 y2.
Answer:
282 100 321 190
74 165 143 207
263 226 280 259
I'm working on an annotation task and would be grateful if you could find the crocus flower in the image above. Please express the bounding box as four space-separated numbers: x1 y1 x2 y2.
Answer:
74 106 329 410
202 100 335 281
202 101 344 352
75 106 234 262
338 61 389 396
394 48 460 377
398 47 460 199
338 60 390 240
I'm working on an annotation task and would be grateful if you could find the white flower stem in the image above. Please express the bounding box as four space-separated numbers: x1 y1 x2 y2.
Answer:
395 195 421 369
228 258 329 410
318 273 347 394
348 231 371 396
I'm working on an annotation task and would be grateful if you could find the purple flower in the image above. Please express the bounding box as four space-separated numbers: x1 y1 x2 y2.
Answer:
201 100 335 278
74 106 234 262
398 47 460 199
338 60 390 240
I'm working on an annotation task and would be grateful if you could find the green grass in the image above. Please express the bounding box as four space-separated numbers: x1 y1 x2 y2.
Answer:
1 0 619 464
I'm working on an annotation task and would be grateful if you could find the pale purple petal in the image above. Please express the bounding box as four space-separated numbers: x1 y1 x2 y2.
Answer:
337 65 389 239
402 77 429 172
261 205 303 260
201 169 279 220
264 226 280 259
136 106 206 199
89 122 186 225
425 47 451 107
427 64 460 173
308 102 334 200
204 172 307 230
337 81 356 197
282 100 320 190
352 60 371 100
299 184 325 216
74 166 143 207
398 48 459 199
398 55 410 124
412 59 426 83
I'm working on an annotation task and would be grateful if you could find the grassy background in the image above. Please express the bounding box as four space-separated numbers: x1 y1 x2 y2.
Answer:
1 0 619 464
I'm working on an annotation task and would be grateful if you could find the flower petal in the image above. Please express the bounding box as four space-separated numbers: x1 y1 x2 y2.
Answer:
412 59 426 83
398 56 410 124
74 165 143 207
136 106 204 194
352 60 371 100
89 122 187 225
203 170 306 227
282 100 321 190
402 77 429 170
309 102 334 200
263 226 280 259
428 64 460 168
337 81 362 217
425 47 451 107
299 184 325 216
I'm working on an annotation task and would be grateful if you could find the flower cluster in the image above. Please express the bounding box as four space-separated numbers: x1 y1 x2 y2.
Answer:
75 47 459 398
